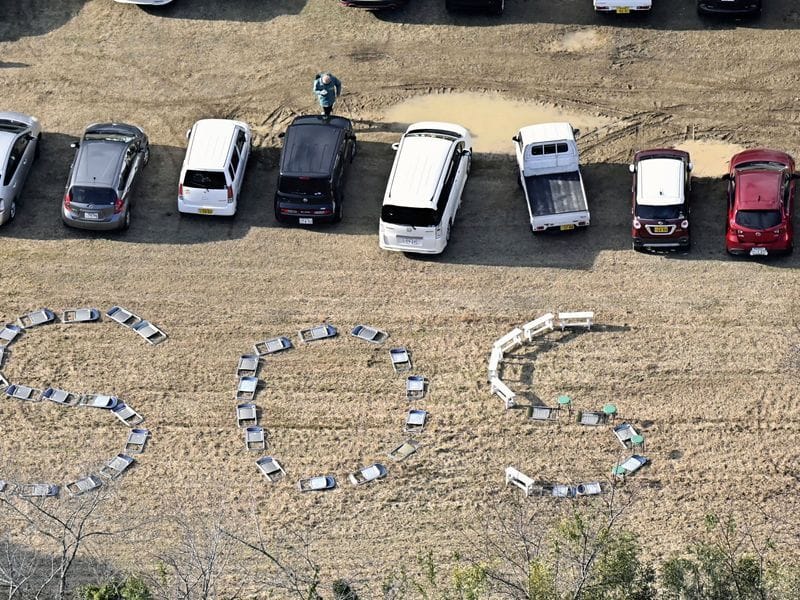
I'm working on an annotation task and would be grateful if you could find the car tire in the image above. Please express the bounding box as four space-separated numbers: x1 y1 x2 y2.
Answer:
334 198 343 223
121 209 131 231
350 141 357 163
8 198 17 222
35 133 42 160
495 0 504 15
143 145 150 166
274 206 285 224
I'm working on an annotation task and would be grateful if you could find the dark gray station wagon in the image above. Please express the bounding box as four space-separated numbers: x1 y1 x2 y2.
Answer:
62 123 149 231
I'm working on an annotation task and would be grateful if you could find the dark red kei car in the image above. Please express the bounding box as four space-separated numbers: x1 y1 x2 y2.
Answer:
724 149 799 257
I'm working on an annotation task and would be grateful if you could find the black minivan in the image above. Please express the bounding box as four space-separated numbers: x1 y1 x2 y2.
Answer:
274 115 356 225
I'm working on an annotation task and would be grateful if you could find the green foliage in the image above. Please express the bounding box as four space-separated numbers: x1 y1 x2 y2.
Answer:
583 532 656 600
78 576 150 600
451 562 488 600
333 578 359 600
527 559 557 600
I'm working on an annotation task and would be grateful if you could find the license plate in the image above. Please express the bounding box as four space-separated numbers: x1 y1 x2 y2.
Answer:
398 236 422 247
653 226 669 233
198 208 213 215
299 218 313 225
560 224 575 231
84 212 99 220
750 247 768 256
616 7 630 12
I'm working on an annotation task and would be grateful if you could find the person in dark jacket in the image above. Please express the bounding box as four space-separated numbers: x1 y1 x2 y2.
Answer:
313 73 342 117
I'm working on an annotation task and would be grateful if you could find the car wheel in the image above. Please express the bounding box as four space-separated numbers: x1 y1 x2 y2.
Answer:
350 141 357 163
9 198 17 222
121 209 131 231
35 133 42 160
143 145 150 166
495 0 504 15
334 198 343 223
447 220 453 242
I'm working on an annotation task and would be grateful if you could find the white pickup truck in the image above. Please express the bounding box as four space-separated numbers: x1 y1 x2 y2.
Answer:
512 122 590 233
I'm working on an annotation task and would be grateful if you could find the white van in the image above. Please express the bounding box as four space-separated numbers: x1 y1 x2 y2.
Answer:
178 119 251 217
379 122 471 255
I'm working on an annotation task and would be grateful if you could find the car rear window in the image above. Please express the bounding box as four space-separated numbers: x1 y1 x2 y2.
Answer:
735 210 782 230
278 176 329 196
637 204 683 220
69 186 117 205
183 170 226 190
381 204 440 228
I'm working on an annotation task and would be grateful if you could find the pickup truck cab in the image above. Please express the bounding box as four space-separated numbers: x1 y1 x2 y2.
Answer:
512 122 589 233
724 149 797 257
629 149 692 251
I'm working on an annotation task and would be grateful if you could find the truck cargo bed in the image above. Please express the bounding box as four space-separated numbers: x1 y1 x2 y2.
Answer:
525 171 586 217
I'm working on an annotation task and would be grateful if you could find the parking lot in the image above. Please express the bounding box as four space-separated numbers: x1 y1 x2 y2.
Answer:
2 0 800 588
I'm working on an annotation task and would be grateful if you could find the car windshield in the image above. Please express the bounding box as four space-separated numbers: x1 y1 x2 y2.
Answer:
636 204 683 220
0 120 26 133
381 204 440 227
84 131 135 144
735 161 787 173
70 186 117 205
183 170 226 190
735 209 782 229
278 176 329 196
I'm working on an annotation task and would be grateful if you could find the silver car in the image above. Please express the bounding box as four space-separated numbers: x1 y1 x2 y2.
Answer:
0 111 41 226
62 123 149 231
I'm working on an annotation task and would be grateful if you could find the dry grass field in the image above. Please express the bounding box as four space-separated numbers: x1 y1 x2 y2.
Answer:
3 0 800 594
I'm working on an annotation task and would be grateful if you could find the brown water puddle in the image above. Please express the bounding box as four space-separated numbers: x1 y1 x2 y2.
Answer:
674 140 745 177
383 93 612 154
551 30 608 53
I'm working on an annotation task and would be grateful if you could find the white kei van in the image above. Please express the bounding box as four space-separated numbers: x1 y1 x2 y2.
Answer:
379 122 471 255
178 119 251 217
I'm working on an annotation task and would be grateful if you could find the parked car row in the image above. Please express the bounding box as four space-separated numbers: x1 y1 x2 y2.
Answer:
338 0 762 17
2 110 796 257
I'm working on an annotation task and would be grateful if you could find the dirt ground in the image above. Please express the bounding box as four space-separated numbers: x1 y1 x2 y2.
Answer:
2 0 800 593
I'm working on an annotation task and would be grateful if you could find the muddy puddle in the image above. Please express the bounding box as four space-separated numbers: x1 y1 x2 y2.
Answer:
551 30 608 53
383 93 612 154
674 140 744 177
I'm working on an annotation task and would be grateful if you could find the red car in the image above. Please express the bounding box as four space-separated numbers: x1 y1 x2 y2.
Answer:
629 148 692 251
724 149 798 257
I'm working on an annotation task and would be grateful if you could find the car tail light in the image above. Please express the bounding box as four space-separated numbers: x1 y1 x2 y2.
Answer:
680 220 689 229
736 229 744 235
63 191 72 210
633 218 641 230
113 197 124 214
226 186 234 203
435 225 442 240
178 183 184 199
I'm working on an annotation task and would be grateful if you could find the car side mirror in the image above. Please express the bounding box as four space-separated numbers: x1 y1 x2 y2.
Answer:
391 142 400 151
462 149 472 157
688 162 694 172
27 134 36 142
720 173 731 181
572 128 580 137
277 132 286 139
185 129 191 140
70 142 79 149
792 173 800 180
512 135 519 143
628 164 635 173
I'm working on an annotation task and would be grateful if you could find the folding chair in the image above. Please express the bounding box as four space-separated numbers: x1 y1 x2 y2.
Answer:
256 456 286 482
528 406 559 422
132 320 168 345
577 411 607 426
613 422 640 449
124 428 150 454
236 354 260 377
0 324 22 347
18 309 56 329
99 454 135 479
0 372 8 389
0 347 7 368
236 403 258 427
4 384 40 401
405 409 428 433
576 482 605 497
350 324 389 345
298 324 337 343
66 475 102 496
62 308 100 324
112 403 144 426
348 463 387 486
19 483 59 498
389 347 412 372
245 426 266 451
78 394 119 409
297 475 336 492
236 376 259 401
552 484 576 498
406 375 427 400
106 306 141 328
253 336 292 356
387 439 419 461
612 455 649 478
41 387 81 406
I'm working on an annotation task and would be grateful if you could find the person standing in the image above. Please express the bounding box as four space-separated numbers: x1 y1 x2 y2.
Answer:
313 73 342 117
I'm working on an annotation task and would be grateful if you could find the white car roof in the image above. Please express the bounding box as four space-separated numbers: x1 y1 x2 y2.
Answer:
519 122 575 146
0 131 16 163
185 119 246 171
637 157 684 206
387 134 454 209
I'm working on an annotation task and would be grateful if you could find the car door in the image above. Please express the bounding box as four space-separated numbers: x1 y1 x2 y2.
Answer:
117 152 133 209
450 141 467 217
16 131 35 187
4 134 30 196
233 128 248 196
